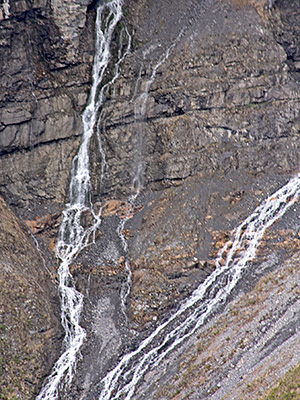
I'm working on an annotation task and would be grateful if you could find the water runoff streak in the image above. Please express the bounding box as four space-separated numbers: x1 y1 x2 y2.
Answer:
36 1 130 399
98 172 300 400
117 34 185 316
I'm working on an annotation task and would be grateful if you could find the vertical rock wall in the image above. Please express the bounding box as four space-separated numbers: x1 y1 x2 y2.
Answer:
0 0 96 216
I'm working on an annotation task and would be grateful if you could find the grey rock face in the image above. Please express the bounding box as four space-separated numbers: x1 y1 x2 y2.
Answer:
95 0 300 199
51 0 94 60
1 0 300 398
0 3 96 397
76 0 300 398
0 0 95 212
0 196 62 399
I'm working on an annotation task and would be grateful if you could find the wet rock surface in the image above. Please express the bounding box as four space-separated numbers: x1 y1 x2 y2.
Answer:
78 0 300 398
89 0 300 327
1 0 300 398
134 212 300 400
68 0 300 398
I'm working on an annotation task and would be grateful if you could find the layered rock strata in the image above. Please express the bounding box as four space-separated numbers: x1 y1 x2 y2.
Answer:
1 0 300 398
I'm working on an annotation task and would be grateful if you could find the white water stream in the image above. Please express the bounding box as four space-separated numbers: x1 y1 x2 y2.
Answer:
35 1 300 399
98 172 300 400
36 1 129 398
117 37 183 316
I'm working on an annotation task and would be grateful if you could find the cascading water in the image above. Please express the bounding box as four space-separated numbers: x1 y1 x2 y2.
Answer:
36 1 130 398
117 33 185 316
35 2 300 399
98 172 300 400
117 208 133 317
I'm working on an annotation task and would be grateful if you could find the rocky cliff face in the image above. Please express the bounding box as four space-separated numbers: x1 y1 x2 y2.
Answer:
0 1 94 398
0 195 61 399
85 0 300 330
1 0 300 399
0 0 96 217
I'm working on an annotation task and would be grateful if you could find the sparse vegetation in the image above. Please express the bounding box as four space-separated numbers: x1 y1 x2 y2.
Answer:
262 363 300 400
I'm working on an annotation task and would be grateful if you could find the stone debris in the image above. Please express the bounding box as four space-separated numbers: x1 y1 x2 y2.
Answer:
24 213 60 234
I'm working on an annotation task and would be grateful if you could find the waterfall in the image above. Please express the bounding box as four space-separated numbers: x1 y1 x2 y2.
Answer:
117 33 185 317
98 171 300 400
35 1 299 398
36 1 129 398
133 30 184 191
117 206 133 318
